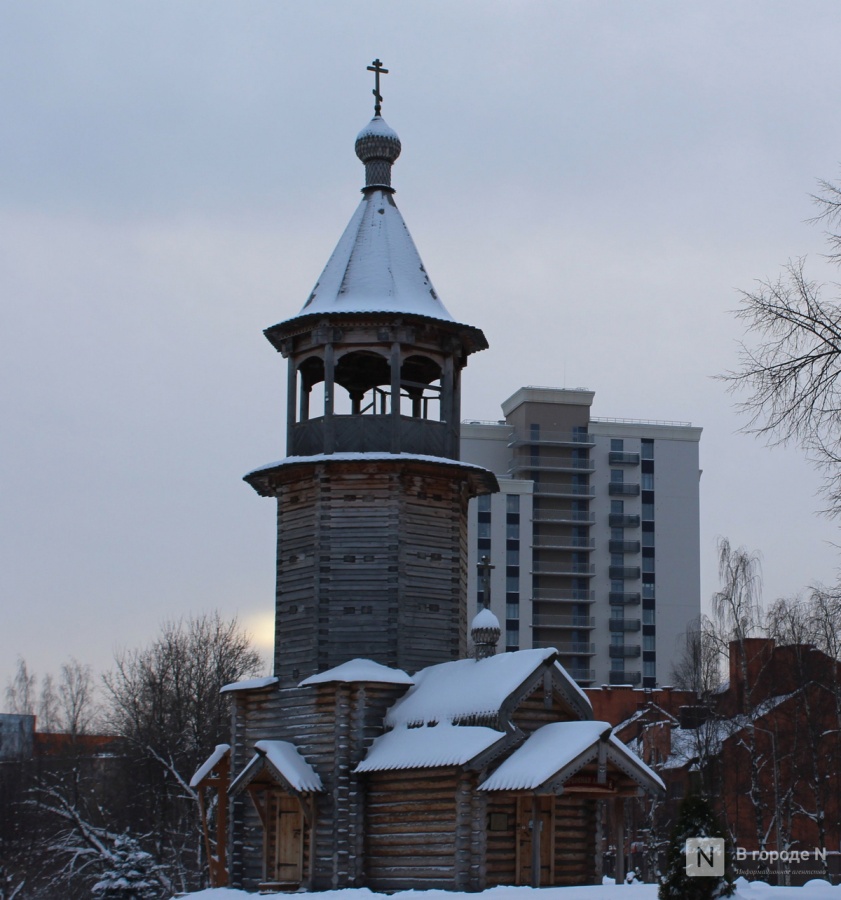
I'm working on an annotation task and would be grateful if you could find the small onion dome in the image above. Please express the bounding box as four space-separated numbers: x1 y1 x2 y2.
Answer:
471 607 501 660
355 116 402 190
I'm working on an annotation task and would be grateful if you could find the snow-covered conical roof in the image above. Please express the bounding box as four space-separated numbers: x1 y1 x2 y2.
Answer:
286 115 455 324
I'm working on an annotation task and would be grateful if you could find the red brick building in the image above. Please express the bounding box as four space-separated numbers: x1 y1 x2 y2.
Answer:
586 638 841 883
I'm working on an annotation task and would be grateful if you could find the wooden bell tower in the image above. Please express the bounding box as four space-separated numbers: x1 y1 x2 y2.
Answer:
245 66 497 687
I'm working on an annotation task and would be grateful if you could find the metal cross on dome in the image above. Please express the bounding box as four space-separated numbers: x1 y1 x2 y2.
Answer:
367 58 389 116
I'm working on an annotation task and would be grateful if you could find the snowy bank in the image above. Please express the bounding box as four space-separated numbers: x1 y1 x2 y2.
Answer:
176 877 841 899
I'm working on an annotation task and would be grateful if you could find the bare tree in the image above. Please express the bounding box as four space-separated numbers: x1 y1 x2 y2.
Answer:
723 175 841 516
4 660 35 717
57 659 97 738
670 615 722 697
711 539 771 850
102 611 262 891
37 674 61 733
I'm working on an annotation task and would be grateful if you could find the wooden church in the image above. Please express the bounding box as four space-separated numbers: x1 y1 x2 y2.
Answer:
192 62 663 893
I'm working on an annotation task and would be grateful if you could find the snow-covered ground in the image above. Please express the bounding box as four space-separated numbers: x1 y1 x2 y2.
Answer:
177 877 841 900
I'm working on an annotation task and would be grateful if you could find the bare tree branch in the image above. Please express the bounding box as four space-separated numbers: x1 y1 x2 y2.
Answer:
723 173 841 517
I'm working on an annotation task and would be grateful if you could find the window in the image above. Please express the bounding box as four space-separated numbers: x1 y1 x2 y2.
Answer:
506 521 519 540
642 557 655 573
641 439 654 460
643 634 656 652
506 575 519 592
610 469 624 484
642 502 654 520
478 494 491 512
611 438 624 451
506 603 519 619
611 580 625 593
643 660 656 677
642 472 654 490
611 500 624 514
506 494 520 514
611 527 624 542
506 548 519 566
643 608 655 625
478 521 490 539
611 553 624 567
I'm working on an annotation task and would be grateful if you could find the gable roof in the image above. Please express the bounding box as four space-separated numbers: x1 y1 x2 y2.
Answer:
355 722 507 773
478 721 664 795
229 740 323 796
190 743 230 788
384 648 592 728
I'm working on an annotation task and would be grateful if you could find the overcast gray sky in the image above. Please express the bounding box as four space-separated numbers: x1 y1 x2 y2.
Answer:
4 1 841 694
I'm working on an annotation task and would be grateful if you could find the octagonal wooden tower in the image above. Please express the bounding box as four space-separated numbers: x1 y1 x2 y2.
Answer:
245 107 497 688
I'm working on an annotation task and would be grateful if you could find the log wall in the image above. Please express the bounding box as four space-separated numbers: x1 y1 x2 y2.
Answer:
364 768 486 891
228 680 407 892
270 459 478 687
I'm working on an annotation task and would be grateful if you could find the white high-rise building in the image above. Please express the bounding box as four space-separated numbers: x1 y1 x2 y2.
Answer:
462 386 702 688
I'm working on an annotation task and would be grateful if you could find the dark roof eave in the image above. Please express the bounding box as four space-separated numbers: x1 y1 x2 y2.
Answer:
263 310 488 356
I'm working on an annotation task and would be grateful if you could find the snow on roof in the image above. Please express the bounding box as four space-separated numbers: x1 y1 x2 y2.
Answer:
478 721 664 793
355 723 506 772
246 452 494 479
288 188 455 324
189 743 230 788
479 721 609 791
385 648 577 728
219 676 278 694
608 733 665 791
554 660 593 712
254 740 322 792
299 658 414 687
471 608 501 631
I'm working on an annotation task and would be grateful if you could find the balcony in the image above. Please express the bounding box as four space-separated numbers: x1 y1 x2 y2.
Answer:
536 485 595 499
509 430 595 448
554 642 596 655
609 540 640 554
534 510 595 525
533 536 595 551
609 645 642 658
609 592 641 605
609 671 642 686
609 566 641 580
532 588 595 602
532 615 596 629
533 562 595 577
609 618 641 632
608 483 640 497
509 457 595 475
609 514 640 528
567 668 596 682
609 451 640 466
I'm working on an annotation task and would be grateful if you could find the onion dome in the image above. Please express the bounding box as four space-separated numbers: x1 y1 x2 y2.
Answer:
355 116 402 191
471 607 501 660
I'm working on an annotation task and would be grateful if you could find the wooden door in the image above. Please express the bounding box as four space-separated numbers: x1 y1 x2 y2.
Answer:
515 796 553 886
266 793 304 884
